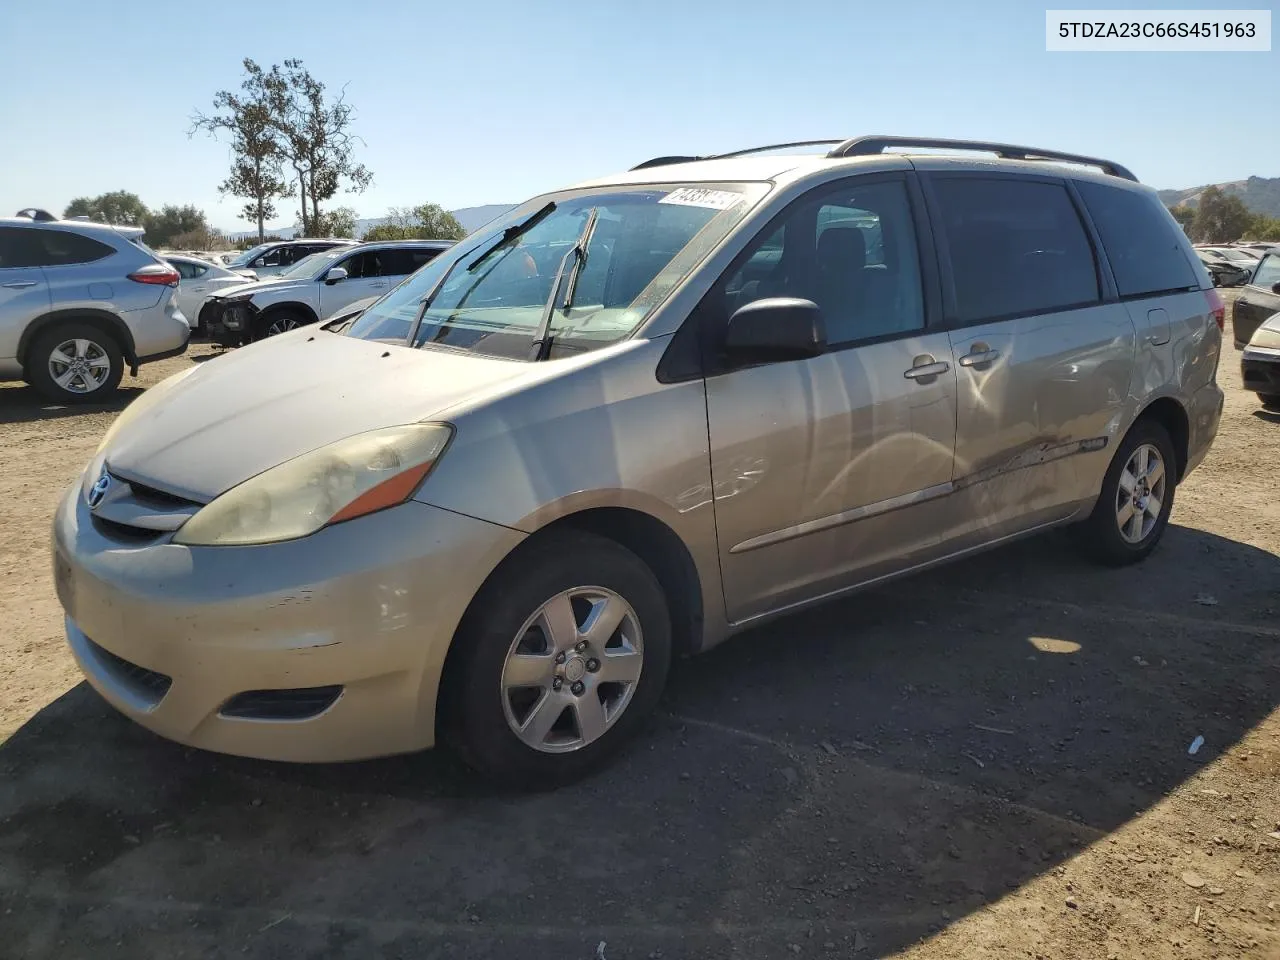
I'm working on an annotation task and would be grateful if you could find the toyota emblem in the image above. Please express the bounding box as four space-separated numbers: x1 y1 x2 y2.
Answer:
87 471 111 509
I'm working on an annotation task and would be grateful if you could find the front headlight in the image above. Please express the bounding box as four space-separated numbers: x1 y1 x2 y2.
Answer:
172 423 453 547
1250 320 1280 350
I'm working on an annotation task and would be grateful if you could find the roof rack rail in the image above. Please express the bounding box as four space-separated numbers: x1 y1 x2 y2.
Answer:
629 141 845 171
630 155 704 171
15 207 57 222
708 139 845 160
826 136 1138 181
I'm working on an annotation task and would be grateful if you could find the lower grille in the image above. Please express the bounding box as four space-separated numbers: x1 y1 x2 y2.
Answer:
87 637 172 702
219 686 343 721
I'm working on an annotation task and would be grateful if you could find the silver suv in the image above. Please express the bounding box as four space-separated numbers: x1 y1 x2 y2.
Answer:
53 137 1223 787
1 210 191 402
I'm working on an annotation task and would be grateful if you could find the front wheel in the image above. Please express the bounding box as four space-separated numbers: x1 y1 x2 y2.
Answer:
441 531 672 789
1258 394 1280 412
255 309 309 341
1074 420 1176 566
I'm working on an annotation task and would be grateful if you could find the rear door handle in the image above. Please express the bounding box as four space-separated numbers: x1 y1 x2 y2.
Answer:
958 348 1000 367
904 360 950 380
1 280 37 289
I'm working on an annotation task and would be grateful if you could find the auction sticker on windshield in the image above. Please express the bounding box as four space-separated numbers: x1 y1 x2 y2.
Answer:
659 188 742 210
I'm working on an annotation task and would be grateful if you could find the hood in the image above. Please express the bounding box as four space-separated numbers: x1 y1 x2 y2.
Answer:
209 275 310 301
105 332 524 501
1260 312 1280 336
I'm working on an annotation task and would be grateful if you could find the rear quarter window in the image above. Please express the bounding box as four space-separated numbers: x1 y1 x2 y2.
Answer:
39 230 116 266
1075 181 1199 298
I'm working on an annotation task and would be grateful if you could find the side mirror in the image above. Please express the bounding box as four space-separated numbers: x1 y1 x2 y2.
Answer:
724 297 826 363
324 267 349 284
1271 281 1280 295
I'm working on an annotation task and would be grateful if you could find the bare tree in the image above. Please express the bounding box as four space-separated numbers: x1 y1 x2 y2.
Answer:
191 59 292 243
274 59 373 236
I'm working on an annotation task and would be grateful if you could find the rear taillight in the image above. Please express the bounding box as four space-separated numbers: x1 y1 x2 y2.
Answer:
128 264 180 287
1205 288 1225 331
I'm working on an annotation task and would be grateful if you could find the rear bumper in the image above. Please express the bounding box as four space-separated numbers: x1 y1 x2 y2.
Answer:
1242 346 1280 397
138 330 190 365
1184 380 1224 478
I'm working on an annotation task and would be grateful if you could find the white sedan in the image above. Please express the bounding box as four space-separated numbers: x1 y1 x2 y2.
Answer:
165 255 256 330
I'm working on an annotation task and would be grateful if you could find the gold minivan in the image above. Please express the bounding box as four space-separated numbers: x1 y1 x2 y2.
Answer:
53 137 1224 786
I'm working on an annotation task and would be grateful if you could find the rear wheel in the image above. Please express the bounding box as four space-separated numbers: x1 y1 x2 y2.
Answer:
441 531 672 789
1258 394 1280 412
1074 420 1176 566
26 323 123 403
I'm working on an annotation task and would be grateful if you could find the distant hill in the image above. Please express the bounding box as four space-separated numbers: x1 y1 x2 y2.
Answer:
451 204 517 233
227 204 516 242
1158 176 1280 217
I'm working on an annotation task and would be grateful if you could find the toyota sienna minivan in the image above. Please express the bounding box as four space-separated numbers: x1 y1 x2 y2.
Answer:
53 137 1224 787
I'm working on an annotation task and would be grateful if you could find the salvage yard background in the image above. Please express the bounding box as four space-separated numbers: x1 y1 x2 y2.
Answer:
0 299 1276 959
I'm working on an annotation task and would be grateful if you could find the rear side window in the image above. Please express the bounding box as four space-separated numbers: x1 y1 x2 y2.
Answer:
932 177 1100 323
38 230 115 266
1252 253 1280 289
0 226 47 268
380 247 442 275
170 260 208 280
1076 181 1199 297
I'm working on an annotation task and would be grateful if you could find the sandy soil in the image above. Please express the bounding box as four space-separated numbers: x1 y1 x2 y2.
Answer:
0 317 1276 960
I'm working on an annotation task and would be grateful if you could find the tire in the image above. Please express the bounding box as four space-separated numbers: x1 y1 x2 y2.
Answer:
26 322 124 403
1075 419 1176 566
441 530 672 789
1259 394 1280 412
254 309 309 341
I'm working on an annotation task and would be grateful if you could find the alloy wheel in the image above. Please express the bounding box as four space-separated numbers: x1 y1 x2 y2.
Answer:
500 587 644 753
1115 442 1167 544
47 338 111 394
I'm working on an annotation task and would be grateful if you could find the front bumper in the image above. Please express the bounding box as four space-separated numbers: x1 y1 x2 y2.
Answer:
52 484 524 761
1242 345 1280 397
200 299 257 347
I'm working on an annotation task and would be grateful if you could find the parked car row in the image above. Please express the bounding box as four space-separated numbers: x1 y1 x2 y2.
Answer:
199 240 454 345
51 136 1227 787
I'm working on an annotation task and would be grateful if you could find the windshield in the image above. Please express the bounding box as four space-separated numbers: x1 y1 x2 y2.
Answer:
229 243 271 267
280 249 345 281
345 183 767 359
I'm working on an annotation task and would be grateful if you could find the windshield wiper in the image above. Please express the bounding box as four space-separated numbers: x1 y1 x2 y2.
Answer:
529 207 599 362
466 202 556 272
405 202 557 347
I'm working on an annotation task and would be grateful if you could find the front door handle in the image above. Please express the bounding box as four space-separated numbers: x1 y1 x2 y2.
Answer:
1 280 37 289
958 347 1000 367
904 359 950 380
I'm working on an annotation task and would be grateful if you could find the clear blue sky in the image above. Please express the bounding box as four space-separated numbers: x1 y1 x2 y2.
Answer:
1 0 1275 232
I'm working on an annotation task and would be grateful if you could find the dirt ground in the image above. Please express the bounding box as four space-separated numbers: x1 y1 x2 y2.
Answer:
0 311 1277 960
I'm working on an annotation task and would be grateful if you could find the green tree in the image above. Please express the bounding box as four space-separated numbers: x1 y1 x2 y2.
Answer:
1243 214 1280 242
308 205 359 238
1169 205 1195 234
1191 186 1252 243
362 203 465 241
191 59 293 243
143 204 209 247
63 191 148 225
